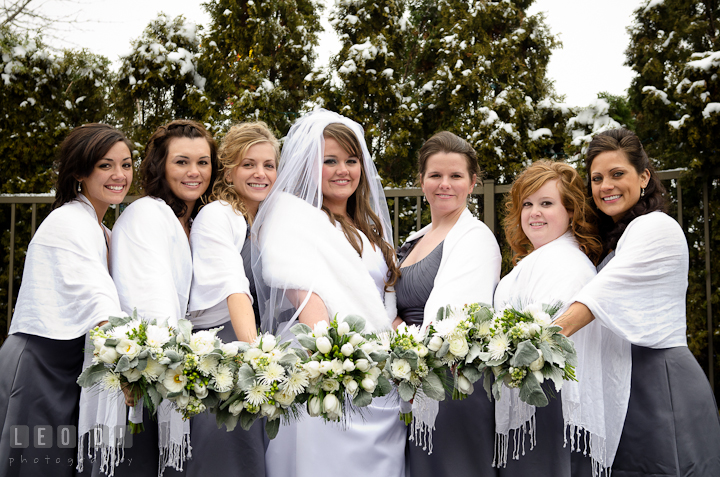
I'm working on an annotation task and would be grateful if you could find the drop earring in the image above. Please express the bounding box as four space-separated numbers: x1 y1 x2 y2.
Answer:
77 181 82 192
641 187 645 198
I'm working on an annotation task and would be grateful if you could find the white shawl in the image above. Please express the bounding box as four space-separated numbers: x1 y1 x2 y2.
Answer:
572 211 690 471
493 231 621 473
105 196 192 474
10 195 121 339
404 208 501 450
188 200 252 328
258 192 395 334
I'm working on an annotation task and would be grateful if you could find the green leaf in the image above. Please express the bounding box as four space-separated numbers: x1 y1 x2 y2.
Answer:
369 351 389 364
421 371 445 401
265 419 280 439
278 353 298 367
375 375 393 396
114 355 131 373
342 315 366 332
290 323 312 336
297 335 317 352
77 363 108 387
236 363 256 392
109 315 133 328
104 338 119 347
460 366 482 384
177 319 193 342
509 340 540 367
136 358 147 372
164 350 183 363
436 340 450 358
482 371 494 402
519 371 549 407
240 411 258 431
466 343 483 364
398 381 415 402
353 389 372 407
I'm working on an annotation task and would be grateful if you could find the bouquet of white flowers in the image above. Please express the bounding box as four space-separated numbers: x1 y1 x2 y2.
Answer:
77 311 180 432
291 315 392 423
430 303 578 407
383 323 445 424
215 332 309 439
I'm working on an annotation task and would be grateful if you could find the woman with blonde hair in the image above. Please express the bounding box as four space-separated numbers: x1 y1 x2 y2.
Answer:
253 109 405 477
184 122 279 476
494 159 617 476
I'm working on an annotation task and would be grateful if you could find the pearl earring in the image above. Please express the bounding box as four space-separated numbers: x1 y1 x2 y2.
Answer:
641 187 645 198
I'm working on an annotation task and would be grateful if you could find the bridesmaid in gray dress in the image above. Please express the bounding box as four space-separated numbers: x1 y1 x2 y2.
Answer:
555 128 720 476
393 131 501 477
186 122 280 476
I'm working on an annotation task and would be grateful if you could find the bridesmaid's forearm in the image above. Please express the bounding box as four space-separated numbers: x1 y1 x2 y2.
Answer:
554 302 595 337
227 293 258 343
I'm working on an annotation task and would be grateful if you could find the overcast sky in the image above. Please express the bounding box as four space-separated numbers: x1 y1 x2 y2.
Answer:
42 0 646 107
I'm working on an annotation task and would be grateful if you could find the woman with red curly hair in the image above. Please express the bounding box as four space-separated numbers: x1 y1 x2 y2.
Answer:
494 160 616 476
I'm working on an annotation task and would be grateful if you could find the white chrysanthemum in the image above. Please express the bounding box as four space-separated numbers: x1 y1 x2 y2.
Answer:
539 327 555 343
198 355 219 375
390 358 412 380
258 362 286 385
102 372 122 391
246 382 271 406
432 315 463 337
108 324 131 340
189 330 216 355
146 324 172 348
213 364 235 392
487 333 511 361
163 367 187 393
283 369 309 395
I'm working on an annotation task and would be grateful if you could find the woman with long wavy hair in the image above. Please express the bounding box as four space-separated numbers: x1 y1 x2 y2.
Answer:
554 128 720 476
253 109 405 477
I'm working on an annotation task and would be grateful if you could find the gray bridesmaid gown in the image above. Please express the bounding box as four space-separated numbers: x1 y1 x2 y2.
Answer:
183 231 265 477
596 252 720 477
396 240 498 477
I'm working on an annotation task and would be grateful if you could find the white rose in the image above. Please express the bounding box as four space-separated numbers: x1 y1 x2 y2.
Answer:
321 379 340 392
122 368 142 383
262 402 282 420
337 321 350 336
390 359 412 380
342 359 356 372
313 320 329 337
457 374 474 394
528 323 542 336
341 343 354 356
303 361 321 378
330 359 344 375
221 342 239 357
98 346 119 364
308 396 322 417
194 383 208 399
245 347 263 360
343 376 359 396
189 330 216 355
361 378 376 393
355 359 371 372
175 394 190 408
447 335 469 357
427 336 444 352
163 368 187 393
318 360 333 375
261 335 277 352
416 344 428 358
115 338 140 359
275 390 296 407
229 400 245 416
348 333 364 346
316 336 332 354
529 349 545 372
323 394 342 420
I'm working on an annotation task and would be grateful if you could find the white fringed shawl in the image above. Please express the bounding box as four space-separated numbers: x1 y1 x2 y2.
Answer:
492 231 621 474
188 200 253 328
403 208 501 451
258 192 395 333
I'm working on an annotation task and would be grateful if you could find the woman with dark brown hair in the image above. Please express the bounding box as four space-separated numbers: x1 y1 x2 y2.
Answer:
101 119 218 476
493 160 611 476
395 131 501 477
555 128 720 476
253 109 404 477
0 124 132 477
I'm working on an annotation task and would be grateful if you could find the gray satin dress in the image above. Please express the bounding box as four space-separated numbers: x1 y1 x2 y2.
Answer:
183 230 266 477
596 252 720 477
396 239 498 477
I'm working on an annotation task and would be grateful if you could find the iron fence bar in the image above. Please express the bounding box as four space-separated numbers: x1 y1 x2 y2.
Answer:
31 203 37 238
416 197 422 232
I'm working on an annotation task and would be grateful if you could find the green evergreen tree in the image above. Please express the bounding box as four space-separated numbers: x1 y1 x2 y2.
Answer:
198 0 323 136
625 0 720 388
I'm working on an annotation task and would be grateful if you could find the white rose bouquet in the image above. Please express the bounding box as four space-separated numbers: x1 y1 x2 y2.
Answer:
291 315 392 423
216 332 309 439
432 302 578 407
383 323 445 424
77 311 179 432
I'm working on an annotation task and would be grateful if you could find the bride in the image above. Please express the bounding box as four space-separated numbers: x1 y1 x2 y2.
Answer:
251 109 405 476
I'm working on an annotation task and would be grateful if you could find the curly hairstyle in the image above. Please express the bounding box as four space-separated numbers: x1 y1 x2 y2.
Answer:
141 119 218 219
53 124 133 210
209 122 280 225
504 160 603 265
417 131 482 184
585 128 666 253
321 123 400 290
